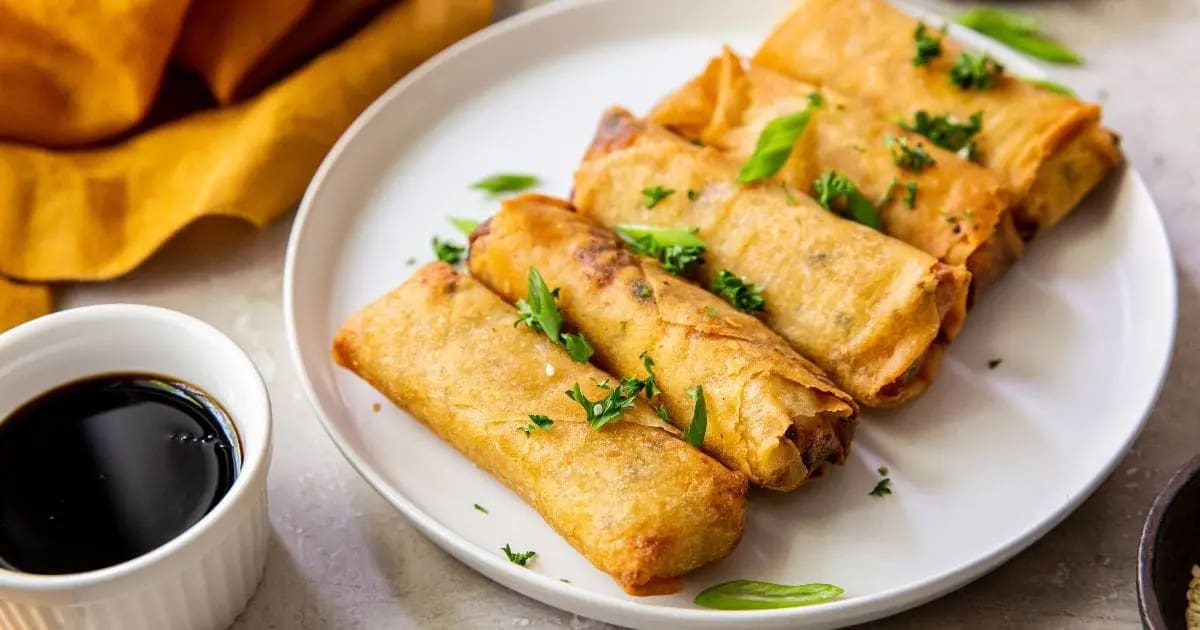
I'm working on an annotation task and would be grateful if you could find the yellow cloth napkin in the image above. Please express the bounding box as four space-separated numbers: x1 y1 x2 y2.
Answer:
0 0 492 332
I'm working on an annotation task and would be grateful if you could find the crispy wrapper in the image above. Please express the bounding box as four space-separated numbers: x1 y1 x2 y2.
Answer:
753 0 1122 239
573 109 970 407
651 48 1022 294
468 194 858 490
332 263 747 595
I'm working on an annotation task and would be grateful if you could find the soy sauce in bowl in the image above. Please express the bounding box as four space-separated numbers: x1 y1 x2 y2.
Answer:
0 374 240 575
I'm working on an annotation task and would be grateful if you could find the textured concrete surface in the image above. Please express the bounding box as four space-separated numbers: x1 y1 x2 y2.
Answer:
58 0 1199 627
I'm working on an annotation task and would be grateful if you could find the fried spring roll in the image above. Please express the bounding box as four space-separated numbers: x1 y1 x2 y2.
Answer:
332 263 747 595
468 194 858 490
573 109 970 407
651 48 1022 293
753 0 1122 239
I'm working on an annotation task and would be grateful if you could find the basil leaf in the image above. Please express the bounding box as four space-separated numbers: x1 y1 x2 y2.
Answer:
471 173 539 195
957 8 1082 65
450 217 480 236
736 94 823 184
694 580 844 610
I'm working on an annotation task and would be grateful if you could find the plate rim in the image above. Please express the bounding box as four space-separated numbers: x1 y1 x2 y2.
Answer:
283 0 1179 626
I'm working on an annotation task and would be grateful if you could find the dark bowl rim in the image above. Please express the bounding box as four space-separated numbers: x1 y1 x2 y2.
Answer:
1138 452 1200 628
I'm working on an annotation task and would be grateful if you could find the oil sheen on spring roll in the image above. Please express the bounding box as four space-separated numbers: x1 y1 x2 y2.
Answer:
573 109 970 407
469 194 858 491
753 0 1121 239
651 48 1022 294
332 262 747 595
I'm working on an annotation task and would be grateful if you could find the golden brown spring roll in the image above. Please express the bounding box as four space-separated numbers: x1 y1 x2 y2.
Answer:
332 263 746 596
651 48 1022 293
573 109 970 407
753 0 1121 239
468 194 858 491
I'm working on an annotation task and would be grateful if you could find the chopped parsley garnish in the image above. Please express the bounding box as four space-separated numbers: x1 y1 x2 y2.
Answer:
641 185 675 208
615 224 707 277
519 414 554 436
449 217 480 236
639 351 661 399
710 270 765 314
886 135 936 172
900 110 983 160
687 189 699 201
811 171 883 230
736 93 824 184
514 268 593 363
562 333 593 363
912 22 944 66
501 544 537 566
705 305 718 317
988 358 1003 369
957 8 1082 65
566 377 644 430
655 405 671 422
433 237 464 264
634 283 652 298
474 503 488 514
405 257 417 266
782 182 799 206
471 173 539 195
904 181 918 208
870 466 893 497
1023 77 1075 97
684 385 708 447
949 52 1004 90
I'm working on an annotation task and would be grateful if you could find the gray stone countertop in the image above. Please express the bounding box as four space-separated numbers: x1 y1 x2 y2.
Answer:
59 0 1199 627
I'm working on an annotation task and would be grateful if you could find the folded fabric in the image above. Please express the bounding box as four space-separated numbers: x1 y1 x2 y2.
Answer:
0 0 491 305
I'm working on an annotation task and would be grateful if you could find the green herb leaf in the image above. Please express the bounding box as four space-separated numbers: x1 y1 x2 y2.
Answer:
561 333 593 363
1023 77 1075 96
472 173 539 196
641 186 675 208
782 182 799 206
694 580 844 610
519 414 554 436
684 385 708 448
877 177 898 207
450 217 480 236
912 22 944 67
900 110 983 159
957 8 1082 65
870 466 893 497
639 351 661 399
687 189 699 201
705 305 718 317
566 378 644 430
736 94 824 184
710 270 765 314
501 544 537 567
812 172 883 230
615 224 707 277
950 52 1004 90
904 181 918 208
514 268 563 343
433 237 465 264
988 358 1003 369
474 503 488 514
655 405 671 422
886 135 936 172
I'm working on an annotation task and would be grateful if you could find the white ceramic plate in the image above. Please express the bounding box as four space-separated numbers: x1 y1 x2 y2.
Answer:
283 1 1176 627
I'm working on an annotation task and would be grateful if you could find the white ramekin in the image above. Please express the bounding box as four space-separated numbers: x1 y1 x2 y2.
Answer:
0 305 272 630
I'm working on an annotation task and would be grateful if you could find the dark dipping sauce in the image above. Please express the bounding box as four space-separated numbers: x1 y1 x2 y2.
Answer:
0 374 239 575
